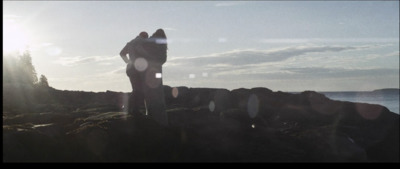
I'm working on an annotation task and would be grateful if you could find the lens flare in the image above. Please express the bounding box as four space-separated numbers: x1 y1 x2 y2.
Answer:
134 57 148 72
247 94 259 118
145 67 161 88
155 38 168 44
209 101 216 112
356 103 383 120
172 87 179 98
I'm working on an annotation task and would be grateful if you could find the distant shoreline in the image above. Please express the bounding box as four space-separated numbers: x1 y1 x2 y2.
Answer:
285 88 400 94
317 88 400 93
319 89 399 94
320 89 399 114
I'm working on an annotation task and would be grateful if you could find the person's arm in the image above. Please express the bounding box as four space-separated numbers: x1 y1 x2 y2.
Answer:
119 43 130 64
150 45 167 64
158 46 167 64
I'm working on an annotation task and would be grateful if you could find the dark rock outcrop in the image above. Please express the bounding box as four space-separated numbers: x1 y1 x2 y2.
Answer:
3 86 399 162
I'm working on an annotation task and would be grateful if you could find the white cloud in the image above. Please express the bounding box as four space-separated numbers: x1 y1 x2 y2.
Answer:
49 71 131 92
169 45 372 67
109 67 126 75
54 55 118 66
218 38 227 43
283 67 399 79
204 67 399 84
161 44 400 91
167 38 202 44
3 14 21 22
260 39 311 44
259 38 400 44
215 2 246 7
387 51 400 57
30 43 53 51
30 43 64 56
163 27 177 31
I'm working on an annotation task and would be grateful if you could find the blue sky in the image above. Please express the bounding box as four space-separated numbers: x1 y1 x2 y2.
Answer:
3 1 399 92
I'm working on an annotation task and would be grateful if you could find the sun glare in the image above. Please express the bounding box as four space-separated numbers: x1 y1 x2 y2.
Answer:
3 20 30 55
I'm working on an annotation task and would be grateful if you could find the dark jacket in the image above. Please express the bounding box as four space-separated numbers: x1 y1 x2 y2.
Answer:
144 37 167 65
120 36 149 77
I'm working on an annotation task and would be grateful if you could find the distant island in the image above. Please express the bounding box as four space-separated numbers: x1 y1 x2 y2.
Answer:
372 88 400 93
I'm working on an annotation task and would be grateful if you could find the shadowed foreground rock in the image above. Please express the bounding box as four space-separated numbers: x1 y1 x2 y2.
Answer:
3 86 399 162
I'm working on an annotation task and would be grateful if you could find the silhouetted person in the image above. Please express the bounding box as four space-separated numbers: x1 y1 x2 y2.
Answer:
120 31 149 117
120 29 169 127
142 29 168 126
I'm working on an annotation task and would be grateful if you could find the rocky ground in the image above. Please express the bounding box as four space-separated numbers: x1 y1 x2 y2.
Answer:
3 86 399 162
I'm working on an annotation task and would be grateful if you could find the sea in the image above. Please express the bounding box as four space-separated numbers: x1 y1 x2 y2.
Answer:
321 90 399 114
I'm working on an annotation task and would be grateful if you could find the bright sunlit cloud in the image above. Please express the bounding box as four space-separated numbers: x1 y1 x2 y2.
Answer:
3 19 30 55
54 55 118 66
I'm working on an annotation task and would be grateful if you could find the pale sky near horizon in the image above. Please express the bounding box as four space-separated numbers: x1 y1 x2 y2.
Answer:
3 1 399 92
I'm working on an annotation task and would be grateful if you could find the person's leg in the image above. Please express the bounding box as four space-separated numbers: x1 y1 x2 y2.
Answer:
147 84 168 126
129 74 145 117
143 66 168 126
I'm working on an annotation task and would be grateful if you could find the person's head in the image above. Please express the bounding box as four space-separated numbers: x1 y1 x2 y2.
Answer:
151 29 168 49
139 31 149 38
151 29 167 39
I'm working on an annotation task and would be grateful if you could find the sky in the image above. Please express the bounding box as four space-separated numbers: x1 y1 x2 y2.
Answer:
3 1 399 92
